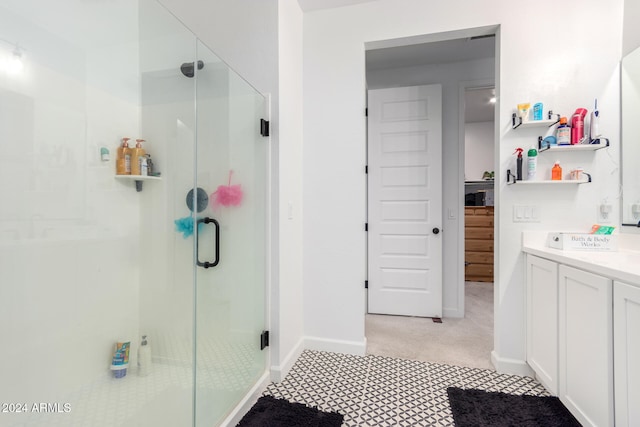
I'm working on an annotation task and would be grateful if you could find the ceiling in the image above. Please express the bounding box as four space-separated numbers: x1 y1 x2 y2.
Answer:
366 36 495 70
297 0 379 12
366 36 496 123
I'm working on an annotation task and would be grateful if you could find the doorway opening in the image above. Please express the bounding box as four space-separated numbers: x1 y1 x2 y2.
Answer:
364 29 497 370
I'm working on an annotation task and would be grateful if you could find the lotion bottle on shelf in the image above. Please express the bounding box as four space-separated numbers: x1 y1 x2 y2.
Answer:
116 137 131 175
130 139 146 176
551 161 562 180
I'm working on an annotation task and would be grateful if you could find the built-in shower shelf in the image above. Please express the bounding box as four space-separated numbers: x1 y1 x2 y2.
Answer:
115 175 161 192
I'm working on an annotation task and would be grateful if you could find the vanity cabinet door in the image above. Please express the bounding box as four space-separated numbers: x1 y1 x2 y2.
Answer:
614 281 640 427
558 265 613 427
525 255 558 395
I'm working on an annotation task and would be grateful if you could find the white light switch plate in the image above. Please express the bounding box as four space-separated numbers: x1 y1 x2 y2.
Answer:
513 205 540 222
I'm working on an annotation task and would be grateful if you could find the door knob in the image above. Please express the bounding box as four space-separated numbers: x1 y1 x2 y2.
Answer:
433 227 440 235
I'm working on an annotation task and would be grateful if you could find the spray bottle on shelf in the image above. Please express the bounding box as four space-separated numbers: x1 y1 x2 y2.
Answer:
590 99 600 142
513 148 524 181
527 146 537 180
116 137 131 175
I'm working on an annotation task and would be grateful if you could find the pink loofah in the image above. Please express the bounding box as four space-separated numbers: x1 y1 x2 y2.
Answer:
210 170 243 209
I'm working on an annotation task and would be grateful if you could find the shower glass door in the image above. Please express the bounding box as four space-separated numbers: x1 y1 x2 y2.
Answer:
193 41 268 426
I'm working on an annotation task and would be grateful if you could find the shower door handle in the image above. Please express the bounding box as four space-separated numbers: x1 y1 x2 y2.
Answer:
196 217 220 268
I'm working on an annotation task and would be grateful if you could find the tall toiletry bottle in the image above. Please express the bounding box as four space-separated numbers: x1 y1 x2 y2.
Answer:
514 148 524 180
116 137 131 175
130 139 146 176
556 117 571 145
527 146 537 180
589 99 600 142
551 161 562 180
138 335 151 376
570 108 588 144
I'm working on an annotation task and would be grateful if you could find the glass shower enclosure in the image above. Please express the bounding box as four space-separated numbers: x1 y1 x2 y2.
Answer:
0 1 268 426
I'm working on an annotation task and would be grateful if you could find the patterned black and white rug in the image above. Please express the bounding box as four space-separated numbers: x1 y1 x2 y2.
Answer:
265 350 549 427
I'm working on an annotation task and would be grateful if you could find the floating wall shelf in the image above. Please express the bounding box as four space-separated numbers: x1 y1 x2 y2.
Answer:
510 180 589 185
506 169 591 185
115 175 161 192
512 111 560 129
538 137 610 152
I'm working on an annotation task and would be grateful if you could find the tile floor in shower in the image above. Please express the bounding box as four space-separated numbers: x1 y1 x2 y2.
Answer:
264 350 549 427
9 340 257 427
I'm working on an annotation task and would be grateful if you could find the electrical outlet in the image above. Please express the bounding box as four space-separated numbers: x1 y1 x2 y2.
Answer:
632 204 640 220
598 204 612 223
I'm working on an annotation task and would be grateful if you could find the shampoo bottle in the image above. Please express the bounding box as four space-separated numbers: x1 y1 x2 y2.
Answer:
130 139 146 176
527 146 537 180
138 335 151 376
556 117 571 145
116 137 131 175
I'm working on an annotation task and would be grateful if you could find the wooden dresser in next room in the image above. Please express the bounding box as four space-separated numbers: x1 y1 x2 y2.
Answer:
465 206 494 282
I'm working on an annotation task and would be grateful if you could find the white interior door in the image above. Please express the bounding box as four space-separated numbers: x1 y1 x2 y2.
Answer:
367 84 443 317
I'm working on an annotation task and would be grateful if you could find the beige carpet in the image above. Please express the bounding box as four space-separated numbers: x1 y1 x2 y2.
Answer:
365 281 494 370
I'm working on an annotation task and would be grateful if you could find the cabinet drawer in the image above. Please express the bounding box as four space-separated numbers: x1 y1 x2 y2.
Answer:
465 228 494 240
465 206 494 216
465 215 494 227
466 240 494 252
465 263 494 278
465 251 493 264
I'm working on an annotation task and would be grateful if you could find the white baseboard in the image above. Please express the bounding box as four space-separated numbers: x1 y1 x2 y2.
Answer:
443 307 463 318
304 336 367 356
220 370 271 427
491 350 535 377
270 337 304 382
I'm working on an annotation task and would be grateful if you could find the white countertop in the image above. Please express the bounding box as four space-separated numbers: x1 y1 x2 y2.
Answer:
522 232 640 285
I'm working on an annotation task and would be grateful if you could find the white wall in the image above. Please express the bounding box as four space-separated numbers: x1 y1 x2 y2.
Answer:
273 0 305 379
366 58 494 317
303 0 623 373
623 0 640 55
465 122 495 181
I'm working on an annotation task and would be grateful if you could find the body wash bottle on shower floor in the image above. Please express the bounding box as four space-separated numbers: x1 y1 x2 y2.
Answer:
138 335 151 376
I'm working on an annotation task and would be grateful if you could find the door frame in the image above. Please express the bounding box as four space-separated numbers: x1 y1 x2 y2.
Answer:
457 79 495 317
363 25 499 331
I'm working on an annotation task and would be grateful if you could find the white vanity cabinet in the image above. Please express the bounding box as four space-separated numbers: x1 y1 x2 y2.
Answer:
558 265 613 427
525 255 559 395
614 281 640 427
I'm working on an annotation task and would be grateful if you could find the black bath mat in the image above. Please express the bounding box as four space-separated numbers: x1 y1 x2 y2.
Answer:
446 387 582 427
236 395 344 427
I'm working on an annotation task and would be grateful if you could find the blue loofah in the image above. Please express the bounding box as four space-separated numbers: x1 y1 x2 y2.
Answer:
174 216 203 238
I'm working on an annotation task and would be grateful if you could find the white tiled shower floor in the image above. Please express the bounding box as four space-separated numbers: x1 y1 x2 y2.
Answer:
8 340 256 427
8 363 192 427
